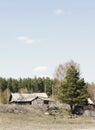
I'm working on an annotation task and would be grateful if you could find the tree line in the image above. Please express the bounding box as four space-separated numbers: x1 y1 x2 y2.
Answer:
0 77 54 103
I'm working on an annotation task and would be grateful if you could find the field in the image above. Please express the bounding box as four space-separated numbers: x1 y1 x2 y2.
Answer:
0 105 95 130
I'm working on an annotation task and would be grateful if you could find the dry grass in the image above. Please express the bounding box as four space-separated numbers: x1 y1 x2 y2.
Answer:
0 105 95 130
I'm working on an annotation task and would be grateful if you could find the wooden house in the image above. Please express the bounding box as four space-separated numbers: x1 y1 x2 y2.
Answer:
9 93 54 105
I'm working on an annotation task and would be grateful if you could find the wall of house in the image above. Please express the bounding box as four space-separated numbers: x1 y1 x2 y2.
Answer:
11 101 31 105
32 98 44 105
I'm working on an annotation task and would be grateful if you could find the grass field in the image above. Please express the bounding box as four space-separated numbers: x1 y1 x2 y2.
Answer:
0 105 95 130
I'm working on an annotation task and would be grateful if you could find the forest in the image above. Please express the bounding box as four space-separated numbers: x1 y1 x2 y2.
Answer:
0 77 54 103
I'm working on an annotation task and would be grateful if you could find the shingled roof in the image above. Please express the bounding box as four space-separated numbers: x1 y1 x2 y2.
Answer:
10 93 48 103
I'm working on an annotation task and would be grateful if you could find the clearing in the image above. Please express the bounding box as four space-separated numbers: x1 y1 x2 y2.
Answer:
0 104 95 130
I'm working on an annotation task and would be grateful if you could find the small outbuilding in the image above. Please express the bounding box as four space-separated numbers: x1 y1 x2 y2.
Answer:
87 98 94 105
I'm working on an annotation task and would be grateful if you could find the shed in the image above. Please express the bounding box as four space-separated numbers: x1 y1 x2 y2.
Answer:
9 93 54 105
87 98 94 105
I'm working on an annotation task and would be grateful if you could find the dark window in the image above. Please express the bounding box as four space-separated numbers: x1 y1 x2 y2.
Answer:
44 100 49 104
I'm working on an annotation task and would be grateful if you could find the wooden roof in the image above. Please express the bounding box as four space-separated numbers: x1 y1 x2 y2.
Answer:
10 93 48 103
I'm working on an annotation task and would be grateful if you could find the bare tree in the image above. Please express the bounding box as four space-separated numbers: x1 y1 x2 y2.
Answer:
87 83 95 103
53 60 80 99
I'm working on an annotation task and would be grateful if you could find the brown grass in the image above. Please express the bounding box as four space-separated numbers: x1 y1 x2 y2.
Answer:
0 104 95 130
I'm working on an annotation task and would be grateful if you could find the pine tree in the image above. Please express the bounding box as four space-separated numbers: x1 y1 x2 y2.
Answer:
59 65 89 115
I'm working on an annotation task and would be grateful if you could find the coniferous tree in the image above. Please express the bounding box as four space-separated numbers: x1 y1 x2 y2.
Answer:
59 64 89 115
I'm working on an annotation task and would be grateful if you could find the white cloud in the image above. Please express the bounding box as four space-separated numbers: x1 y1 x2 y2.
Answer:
17 36 35 44
33 66 48 72
54 9 64 15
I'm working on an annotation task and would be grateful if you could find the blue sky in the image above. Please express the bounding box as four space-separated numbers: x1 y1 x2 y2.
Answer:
0 0 95 83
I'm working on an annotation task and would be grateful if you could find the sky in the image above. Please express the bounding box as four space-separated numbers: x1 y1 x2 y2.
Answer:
0 0 95 83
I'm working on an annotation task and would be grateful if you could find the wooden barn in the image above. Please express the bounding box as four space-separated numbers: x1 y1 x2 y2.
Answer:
9 93 54 105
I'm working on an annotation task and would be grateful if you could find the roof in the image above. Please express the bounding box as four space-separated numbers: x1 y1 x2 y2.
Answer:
38 97 55 102
87 98 94 105
10 93 48 103
31 93 48 98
